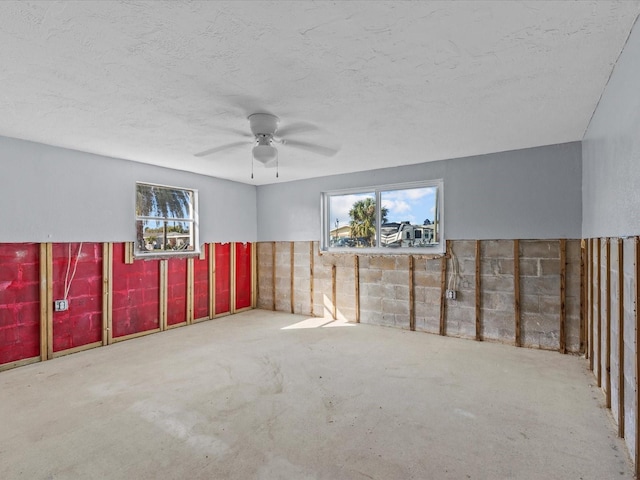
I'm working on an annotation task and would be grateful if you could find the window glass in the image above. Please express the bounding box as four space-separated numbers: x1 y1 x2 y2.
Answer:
135 183 198 256
380 186 439 248
323 180 442 253
329 192 375 248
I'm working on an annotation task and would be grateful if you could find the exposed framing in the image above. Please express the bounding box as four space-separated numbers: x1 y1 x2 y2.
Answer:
597 238 602 387
605 238 611 408
102 242 113 345
514 239 521 347
409 255 415 331
475 240 482 341
617 238 625 438
355 255 361 324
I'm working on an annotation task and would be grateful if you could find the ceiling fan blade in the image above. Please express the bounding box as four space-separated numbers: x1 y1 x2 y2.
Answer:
194 141 248 157
276 122 319 137
282 139 339 157
214 126 254 138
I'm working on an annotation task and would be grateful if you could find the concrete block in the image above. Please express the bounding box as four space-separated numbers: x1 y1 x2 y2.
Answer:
393 285 409 301
369 256 397 270
481 259 514 276
519 258 540 277
450 240 476 257
360 296 382 313
360 269 382 283
538 295 560 313
414 271 441 288
520 240 559 259
381 269 409 286
521 276 560 296
382 298 409 315
424 287 443 304
521 294 540 313
482 240 514 258
425 258 443 273
480 274 513 292
482 291 514 312
540 259 561 276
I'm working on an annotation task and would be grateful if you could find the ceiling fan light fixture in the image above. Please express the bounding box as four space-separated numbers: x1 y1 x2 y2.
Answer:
252 144 278 165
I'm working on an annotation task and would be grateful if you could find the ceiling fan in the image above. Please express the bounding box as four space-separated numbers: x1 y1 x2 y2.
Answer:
194 113 339 178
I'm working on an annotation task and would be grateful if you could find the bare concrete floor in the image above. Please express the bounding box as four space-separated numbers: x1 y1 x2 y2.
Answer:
0 310 632 479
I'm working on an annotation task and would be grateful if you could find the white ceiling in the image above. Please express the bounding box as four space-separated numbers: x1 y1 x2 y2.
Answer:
0 1 638 186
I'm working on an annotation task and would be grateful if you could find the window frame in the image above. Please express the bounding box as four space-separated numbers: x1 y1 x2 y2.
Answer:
134 181 200 258
321 179 444 254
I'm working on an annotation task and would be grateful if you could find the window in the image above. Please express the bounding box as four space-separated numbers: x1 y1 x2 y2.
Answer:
135 182 199 257
322 180 443 253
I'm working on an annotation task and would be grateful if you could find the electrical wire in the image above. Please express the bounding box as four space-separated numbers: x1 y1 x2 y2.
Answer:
63 242 83 300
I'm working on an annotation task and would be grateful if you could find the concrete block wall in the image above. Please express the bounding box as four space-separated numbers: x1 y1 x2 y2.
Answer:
586 237 638 463
256 239 583 353
445 240 476 339
256 242 274 311
413 256 443 334
479 240 516 344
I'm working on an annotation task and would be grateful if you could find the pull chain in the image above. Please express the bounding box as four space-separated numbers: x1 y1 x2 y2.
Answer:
276 152 279 178
251 156 254 179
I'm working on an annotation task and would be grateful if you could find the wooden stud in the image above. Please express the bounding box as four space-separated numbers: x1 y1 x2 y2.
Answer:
231 242 237 314
46 242 53 360
475 240 482 341
111 328 161 343
514 239 521 347
251 242 257 309
290 242 295 314
355 255 360 324
618 238 625 438
589 239 594 369
605 239 612 408
635 236 640 476
39 243 50 361
272 242 276 311
52 341 102 359
102 243 113 345
310 242 315 317
439 241 448 336
560 239 567 354
124 242 134 264
0 357 40 373
209 244 216 318
409 255 415 331
332 264 337 320
580 239 586 354
159 260 168 331
597 238 602 387
186 258 194 325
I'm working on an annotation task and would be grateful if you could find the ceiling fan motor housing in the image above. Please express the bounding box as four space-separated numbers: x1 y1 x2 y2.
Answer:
249 113 279 136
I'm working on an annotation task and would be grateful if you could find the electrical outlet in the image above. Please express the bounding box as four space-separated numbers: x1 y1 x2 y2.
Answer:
446 290 457 300
54 299 69 312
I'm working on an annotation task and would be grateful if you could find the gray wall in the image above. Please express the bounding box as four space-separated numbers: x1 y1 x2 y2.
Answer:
257 142 582 242
583 18 640 238
0 136 257 243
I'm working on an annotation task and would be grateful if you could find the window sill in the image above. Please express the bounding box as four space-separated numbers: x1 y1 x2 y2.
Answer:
321 246 445 256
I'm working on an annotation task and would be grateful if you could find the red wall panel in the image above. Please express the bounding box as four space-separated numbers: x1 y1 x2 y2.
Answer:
193 248 209 320
51 243 103 352
112 243 160 338
167 258 187 326
0 244 40 364
215 243 231 315
235 243 252 310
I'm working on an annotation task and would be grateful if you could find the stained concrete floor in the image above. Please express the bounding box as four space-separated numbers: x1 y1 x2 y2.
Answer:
0 310 632 479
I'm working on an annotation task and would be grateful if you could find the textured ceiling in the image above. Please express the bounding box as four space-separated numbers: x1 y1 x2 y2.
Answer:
0 1 638 185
